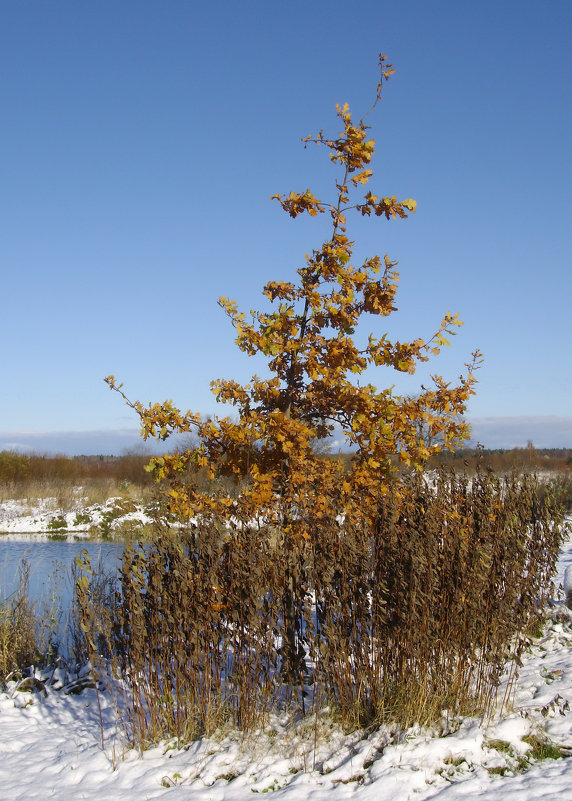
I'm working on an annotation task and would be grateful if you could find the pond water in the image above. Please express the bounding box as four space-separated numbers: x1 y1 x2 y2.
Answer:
0 536 123 617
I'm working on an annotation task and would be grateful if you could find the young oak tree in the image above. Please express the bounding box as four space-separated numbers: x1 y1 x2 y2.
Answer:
106 54 481 680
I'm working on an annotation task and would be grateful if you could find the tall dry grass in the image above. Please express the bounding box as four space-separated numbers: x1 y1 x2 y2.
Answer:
0 562 61 681
74 468 568 747
0 450 154 507
311 470 565 729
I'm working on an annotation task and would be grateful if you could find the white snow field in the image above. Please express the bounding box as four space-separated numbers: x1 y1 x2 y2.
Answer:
0 495 154 535
0 520 571 801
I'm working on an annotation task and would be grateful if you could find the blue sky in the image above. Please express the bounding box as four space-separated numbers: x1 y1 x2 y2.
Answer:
1 0 571 453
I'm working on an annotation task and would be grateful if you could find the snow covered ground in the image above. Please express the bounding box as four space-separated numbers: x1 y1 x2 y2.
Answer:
1 520 571 800
0 495 153 536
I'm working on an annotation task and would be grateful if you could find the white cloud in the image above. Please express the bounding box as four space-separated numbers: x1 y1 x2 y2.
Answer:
468 416 572 449
1 417 571 456
0 429 155 456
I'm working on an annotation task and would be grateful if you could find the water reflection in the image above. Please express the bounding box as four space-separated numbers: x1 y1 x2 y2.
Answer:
0 536 122 617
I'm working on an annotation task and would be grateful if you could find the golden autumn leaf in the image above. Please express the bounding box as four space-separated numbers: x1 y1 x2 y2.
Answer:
105 51 480 600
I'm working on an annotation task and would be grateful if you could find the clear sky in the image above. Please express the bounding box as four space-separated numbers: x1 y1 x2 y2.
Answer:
1 0 571 453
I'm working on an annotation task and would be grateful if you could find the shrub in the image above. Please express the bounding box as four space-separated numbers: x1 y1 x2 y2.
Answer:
90 54 566 747
106 53 480 684
538 474 572 513
74 468 567 746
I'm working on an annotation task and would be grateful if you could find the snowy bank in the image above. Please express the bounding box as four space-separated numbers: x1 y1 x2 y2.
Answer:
0 521 571 800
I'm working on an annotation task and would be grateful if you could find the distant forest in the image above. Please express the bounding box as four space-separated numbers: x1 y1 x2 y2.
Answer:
0 445 570 487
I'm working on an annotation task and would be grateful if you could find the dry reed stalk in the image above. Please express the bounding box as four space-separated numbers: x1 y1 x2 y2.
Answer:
0 564 42 678
73 468 567 748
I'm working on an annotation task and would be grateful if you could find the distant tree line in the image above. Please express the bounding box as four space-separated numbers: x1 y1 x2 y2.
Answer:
0 445 570 488
0 450 154 485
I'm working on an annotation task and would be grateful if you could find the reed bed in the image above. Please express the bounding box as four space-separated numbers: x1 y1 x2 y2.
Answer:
0 562 61 681
0 478 154 510
74 469 567 747
0 449 154 507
